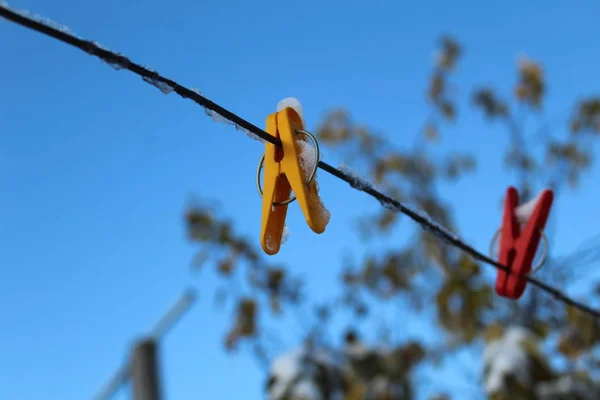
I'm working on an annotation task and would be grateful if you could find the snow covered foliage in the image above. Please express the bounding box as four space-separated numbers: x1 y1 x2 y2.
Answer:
483 326 600 399
266 335 424 400
265 346 345 400
536 375 600 400
483 326 537 395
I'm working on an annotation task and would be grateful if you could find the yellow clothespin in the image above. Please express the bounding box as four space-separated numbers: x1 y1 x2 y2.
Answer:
255 99 330 255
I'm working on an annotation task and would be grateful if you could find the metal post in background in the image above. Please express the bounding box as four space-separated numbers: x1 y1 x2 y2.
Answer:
92 288 197 400
131 339 162 400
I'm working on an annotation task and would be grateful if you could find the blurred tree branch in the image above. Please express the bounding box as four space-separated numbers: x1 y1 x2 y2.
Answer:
185 35 600 399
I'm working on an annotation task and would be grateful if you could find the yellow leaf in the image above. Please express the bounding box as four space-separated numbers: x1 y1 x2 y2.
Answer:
441 102 456 120
217 256 235 275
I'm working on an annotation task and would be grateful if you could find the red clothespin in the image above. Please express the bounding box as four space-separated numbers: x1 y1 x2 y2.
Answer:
494 186 554 299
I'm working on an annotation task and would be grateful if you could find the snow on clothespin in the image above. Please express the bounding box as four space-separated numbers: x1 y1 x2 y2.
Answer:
514 190 545 224
277 97 304 122
494 186 554 299
255 98 330 255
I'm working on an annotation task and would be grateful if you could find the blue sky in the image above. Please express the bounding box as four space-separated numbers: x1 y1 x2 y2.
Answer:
1 0 600 399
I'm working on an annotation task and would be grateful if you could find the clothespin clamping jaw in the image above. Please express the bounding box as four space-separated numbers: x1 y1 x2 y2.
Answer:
255 99 330 255
490 186 554 299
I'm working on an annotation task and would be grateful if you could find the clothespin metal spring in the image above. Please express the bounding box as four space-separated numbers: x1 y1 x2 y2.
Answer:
489 227 548 275
255 129 320 207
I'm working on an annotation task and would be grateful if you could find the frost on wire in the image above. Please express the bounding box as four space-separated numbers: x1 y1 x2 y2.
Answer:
0 0 266 144
338 164 398 212
204 108 265 143
0 1 75 35
338 164 460 244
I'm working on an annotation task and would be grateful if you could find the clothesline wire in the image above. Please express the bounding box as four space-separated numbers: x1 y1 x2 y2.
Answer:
2 3 599 319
